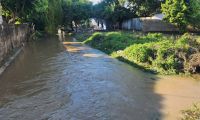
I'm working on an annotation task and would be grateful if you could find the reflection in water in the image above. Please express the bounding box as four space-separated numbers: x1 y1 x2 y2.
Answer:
83 53 105 58
0 36 199 120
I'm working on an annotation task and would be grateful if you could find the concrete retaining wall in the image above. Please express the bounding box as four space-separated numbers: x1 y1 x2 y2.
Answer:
141 19 179 32
0 24 31 65
122 18 179 32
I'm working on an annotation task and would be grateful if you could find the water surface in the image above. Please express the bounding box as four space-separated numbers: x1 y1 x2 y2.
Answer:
0 36 199 120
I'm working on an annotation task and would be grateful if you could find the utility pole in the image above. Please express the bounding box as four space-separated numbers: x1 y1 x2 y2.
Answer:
0 0 3 24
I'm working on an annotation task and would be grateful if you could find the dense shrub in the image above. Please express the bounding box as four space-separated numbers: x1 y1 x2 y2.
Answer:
84 32 136 54
80 31 200 74
123 38 179 74
84 32 104 44
124 44 154 63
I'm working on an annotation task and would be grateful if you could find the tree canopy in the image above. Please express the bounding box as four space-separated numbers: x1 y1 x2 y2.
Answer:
92 0 162 29
1 0 92 33
1 0 199 32
162 0 200 30
63 0 92 31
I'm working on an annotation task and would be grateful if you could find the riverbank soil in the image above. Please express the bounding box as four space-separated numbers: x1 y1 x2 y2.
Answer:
0 36 199 120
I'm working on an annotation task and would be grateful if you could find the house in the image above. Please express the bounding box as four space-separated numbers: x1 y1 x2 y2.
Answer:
122 13 179 32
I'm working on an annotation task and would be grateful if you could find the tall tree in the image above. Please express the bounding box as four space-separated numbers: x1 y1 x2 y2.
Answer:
45 0 63 33
30 0 49 30
162 0 200 31
1 0 36 23
93 0 134 30
63 0 92 31
187 0 200 29
161 0 188 30
128 0 162 17
1 0 64 33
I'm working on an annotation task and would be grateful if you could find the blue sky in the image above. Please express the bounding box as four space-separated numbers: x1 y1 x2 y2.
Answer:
89 0 101 4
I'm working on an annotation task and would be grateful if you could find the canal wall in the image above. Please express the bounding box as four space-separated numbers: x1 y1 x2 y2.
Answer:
0 24 31 73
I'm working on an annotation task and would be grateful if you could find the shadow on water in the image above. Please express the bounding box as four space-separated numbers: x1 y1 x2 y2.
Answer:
0 36 64 99
0 36 199 120
0 36 71 119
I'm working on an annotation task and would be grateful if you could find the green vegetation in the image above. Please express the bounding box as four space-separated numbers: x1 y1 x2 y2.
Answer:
62 0 92 31
76 32 200 74
72 31 93 42
188 0 200 29
181 103 200 120
162 0 200 31
1 0 64 32
161 0 188 30
1 0 199 32
1 0 92 33
93 0 162 30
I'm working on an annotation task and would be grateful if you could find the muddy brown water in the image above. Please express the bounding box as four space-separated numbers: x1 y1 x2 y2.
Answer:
0 36 199 120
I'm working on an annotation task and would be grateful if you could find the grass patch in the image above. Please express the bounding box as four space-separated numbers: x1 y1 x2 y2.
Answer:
75 31 200 74
71 32 93 42
181 103 200 120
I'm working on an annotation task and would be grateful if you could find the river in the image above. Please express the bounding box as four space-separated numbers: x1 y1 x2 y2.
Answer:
0 36 199 120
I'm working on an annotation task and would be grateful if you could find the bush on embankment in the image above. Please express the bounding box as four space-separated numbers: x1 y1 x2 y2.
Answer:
77 31 200 74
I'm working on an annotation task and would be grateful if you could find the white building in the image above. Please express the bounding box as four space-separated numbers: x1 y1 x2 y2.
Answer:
90 18 106 30
122 13 179 32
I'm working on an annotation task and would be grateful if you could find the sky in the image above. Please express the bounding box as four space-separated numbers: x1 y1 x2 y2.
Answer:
89 0 101 4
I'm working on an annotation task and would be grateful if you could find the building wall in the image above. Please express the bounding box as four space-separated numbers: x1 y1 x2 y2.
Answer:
141 19 179 32
122 17 179 32
122 18 142 31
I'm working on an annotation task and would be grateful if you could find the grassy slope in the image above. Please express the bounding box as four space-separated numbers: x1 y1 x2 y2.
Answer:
74 31 200 74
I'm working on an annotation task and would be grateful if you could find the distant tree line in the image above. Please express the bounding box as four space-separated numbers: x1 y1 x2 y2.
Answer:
162 0 200 31
93 0 200 31
1 0 199 32
1 0 92 33
93 0 163 30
